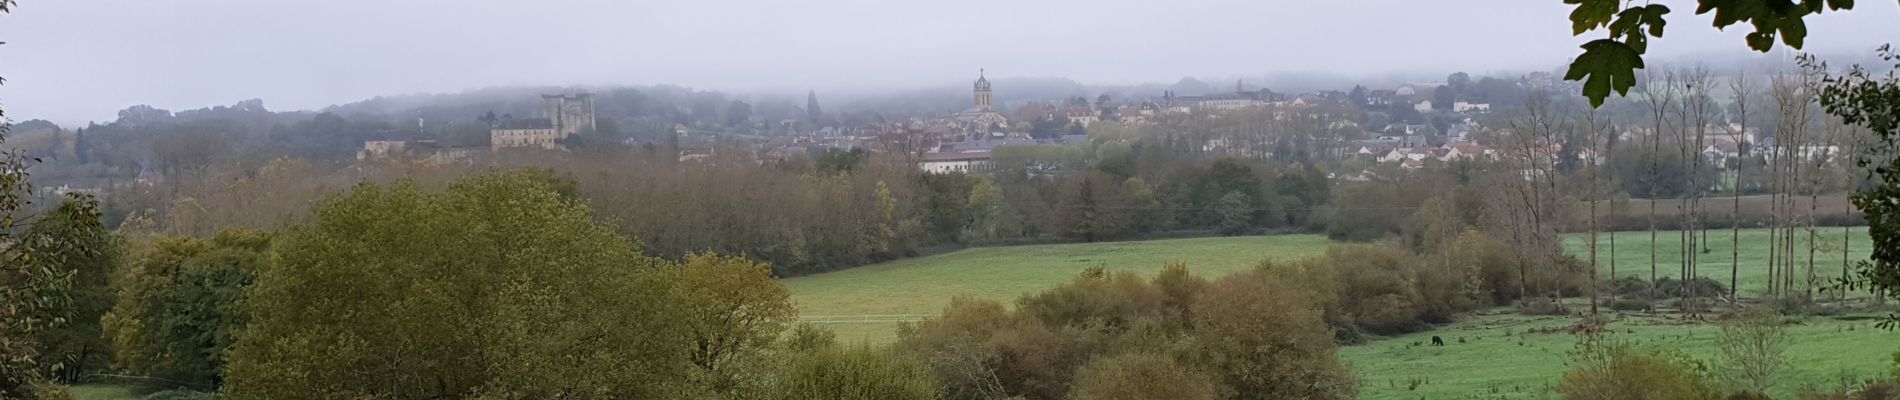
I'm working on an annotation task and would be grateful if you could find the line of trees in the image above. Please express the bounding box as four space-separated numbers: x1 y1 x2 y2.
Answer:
13 170 950 399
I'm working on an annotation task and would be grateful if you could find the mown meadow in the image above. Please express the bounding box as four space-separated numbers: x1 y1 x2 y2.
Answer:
786 227 1893 399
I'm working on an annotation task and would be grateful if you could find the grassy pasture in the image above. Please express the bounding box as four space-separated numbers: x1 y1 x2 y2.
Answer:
783 234 1331 342
788 227 1896 399
68 384 136 400
1564 227 1870 298
1347 311 1900 400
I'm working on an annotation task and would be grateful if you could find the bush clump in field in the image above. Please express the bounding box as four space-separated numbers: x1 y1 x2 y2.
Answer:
1260 232 1556 337
1558 336 1720 400
898 264 1355 400
1656 277 1730 299
1069 352 1221 400
1715 309 1788 396
771 345 939 400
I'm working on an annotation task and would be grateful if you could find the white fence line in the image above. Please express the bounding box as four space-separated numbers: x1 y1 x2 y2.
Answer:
799 315 934 324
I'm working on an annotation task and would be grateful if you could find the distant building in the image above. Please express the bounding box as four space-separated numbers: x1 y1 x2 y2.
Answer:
1061 108 1100 127
1453 101 1491 113
491 93 596 151
951 70 1010 138
357 140 407 160
921 151 994 174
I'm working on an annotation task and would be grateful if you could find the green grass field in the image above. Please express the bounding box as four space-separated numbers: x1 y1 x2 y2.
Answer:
68 384 136 400
1347 311 1900 400
788 228 1896 399
783 235 1332 342
1565 227 1870 298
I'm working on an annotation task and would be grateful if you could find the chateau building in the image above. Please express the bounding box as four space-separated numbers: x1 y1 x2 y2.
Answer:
491 93 597 150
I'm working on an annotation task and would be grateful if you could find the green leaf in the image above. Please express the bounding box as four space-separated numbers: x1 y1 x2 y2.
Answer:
1568 0 1620 34
1626 33 1650 54
1643 4 1671 36
1567 39 1646 107
1745 32 1776 51
1698 0 1740 26
1778 16 1808 48
1610 7 1645 36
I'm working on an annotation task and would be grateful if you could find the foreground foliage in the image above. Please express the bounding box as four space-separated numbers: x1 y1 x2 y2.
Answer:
101 230 268 389
224 173 690 399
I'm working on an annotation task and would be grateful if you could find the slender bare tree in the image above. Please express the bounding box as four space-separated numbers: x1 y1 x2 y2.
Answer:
1681 68 1715 316
1726 72 1756 300
1580 105 1614 317
1494 91 1571 304
1769 74 1815 300
1639 70 1679 304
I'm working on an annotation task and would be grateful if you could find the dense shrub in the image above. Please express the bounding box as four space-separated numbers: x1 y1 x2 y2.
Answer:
1193 269 1356 400
772 346 939 400
1069 352 1220 400
1018 268 1166 328
1609 277 1652 297
898 264 1355 400
224 174 693 399
897 297 1043 400
1265 242 1498 338
1656 277 1730 299
1328 245 1430 334
1445 231 1525 305
1559 337 1720 400
1150 262 1208 328
29 198 123 383
102 229 271 390
784 323 838 353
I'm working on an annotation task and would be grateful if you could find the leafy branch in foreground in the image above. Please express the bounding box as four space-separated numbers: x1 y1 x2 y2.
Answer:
1805 46 1900 327
1562 0 1858 106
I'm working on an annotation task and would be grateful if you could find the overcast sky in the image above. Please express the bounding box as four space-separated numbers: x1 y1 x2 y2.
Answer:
2 0 1895 124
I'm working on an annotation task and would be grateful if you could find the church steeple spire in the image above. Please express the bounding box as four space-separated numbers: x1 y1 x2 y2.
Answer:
974 69 993 110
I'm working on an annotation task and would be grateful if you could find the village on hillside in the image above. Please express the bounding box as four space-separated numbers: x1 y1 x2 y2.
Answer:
336 69 1821 188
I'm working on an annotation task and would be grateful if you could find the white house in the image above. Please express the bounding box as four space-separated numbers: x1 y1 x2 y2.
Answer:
921 151 994 174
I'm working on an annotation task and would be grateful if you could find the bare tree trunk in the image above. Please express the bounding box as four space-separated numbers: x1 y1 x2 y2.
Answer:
1585 108 1608 318
1729 73 1754 301
1591 186 1601 316
1685 68 1712 316
1639 70 1678 307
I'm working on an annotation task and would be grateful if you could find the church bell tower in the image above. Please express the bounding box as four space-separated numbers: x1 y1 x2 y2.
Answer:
974 69 993 111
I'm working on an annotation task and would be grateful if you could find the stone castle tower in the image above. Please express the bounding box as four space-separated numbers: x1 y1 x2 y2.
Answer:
491 93 597 151
543 93 597 137
973 69 993 111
